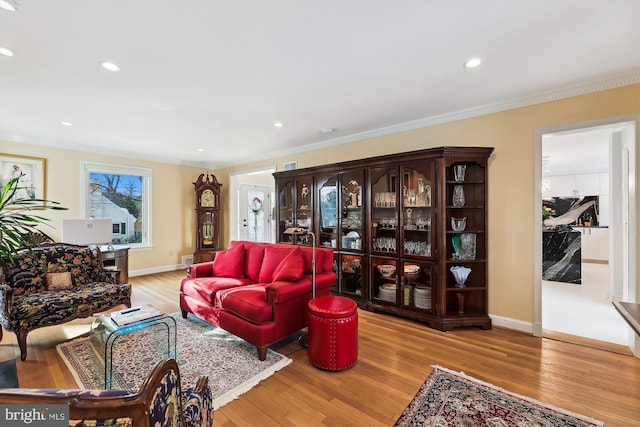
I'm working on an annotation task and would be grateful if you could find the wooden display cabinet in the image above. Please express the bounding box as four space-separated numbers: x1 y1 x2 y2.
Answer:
273 146 493 331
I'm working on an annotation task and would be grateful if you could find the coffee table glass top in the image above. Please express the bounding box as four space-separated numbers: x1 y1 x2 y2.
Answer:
90 304 177 388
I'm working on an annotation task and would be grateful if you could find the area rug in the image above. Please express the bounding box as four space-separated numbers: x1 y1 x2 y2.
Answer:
56 313 291 409
0 358 19 388
395 366 604 427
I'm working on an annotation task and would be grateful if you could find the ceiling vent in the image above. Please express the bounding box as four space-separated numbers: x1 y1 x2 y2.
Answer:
283 161 297 171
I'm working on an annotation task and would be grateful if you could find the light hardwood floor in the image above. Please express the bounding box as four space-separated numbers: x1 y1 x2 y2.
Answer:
1 270 639 426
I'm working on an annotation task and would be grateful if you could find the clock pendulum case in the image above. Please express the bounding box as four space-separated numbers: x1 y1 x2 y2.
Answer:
193 173 222 263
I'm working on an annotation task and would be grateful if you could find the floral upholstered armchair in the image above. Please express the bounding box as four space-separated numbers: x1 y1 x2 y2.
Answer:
0 358 214 427
0 244 132 360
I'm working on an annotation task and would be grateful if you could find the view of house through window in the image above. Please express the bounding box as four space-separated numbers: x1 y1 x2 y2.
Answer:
81 162 151 248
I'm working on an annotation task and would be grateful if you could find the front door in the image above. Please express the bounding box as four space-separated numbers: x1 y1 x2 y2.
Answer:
239 185 273 242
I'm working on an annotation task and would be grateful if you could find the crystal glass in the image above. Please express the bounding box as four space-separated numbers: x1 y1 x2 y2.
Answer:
454 165 466 182
450 266 472 287
451 217 466 231
452 185 465 207
459 233 477 260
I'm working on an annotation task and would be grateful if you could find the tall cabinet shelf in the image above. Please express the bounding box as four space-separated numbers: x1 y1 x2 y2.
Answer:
273 146 494 331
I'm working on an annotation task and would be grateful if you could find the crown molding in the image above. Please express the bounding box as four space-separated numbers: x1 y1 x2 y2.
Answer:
265 71 640 165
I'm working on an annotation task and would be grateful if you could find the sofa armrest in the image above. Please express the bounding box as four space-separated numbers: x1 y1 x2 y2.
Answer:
266 280 311 304
187 261 215 278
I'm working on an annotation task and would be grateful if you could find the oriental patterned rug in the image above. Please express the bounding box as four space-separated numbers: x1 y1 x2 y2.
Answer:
395 366 604 427
56 313 291 409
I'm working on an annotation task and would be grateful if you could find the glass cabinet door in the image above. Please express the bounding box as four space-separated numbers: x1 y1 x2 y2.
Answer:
400 261 433 311
371 257 398 304
277 180 294 243
370 166 399 255
340 171 364 251
295 177 313 242
339 253 364 297
318 175 339 248
400 163 434 258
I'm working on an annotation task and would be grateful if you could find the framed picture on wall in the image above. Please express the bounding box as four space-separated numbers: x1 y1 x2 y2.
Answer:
0 154 47 204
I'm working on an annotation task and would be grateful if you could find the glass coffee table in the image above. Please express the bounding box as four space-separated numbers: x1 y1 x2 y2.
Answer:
90 304 177 388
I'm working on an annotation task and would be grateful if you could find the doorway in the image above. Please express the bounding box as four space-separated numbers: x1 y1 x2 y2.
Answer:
535 118 637 353
229 168 276 243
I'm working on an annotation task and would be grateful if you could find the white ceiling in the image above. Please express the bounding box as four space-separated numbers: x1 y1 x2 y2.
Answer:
1 0 639 169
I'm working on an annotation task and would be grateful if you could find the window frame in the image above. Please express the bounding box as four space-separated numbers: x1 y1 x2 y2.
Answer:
80 161 152 249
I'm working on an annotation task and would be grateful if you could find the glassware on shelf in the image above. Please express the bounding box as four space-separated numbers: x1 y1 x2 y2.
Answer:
454 165 466 182
459 233 477 260
451 217 466 232
450 266 472 287
452 185 465 207
405 208 413 229
416 178 430 207
451 234 461 259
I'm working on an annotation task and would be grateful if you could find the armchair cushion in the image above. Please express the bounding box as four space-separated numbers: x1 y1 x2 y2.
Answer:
45 271 74 291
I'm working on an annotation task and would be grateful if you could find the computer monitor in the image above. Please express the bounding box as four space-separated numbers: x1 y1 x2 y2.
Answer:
61 219 112 245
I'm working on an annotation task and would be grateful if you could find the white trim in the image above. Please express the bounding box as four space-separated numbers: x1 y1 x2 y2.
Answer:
80 160 152 249
490 314 534 334
218 73 640 168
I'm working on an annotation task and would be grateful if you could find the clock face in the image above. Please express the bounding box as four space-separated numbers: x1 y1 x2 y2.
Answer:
201 189 215 207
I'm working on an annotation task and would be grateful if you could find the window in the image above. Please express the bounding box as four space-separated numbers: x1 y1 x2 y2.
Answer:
80 161 152 248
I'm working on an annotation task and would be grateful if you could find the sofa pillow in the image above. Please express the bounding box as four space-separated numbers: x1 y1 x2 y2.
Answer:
212 244 245 278
244 243 266 282
45 271 74 291
273 248 305 282
259 246 298 283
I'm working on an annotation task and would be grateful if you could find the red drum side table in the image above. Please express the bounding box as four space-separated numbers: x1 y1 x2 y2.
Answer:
307 295 358 371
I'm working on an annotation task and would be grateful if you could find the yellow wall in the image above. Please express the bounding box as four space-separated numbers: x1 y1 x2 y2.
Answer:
217 84 640 324
0 142 205 273
2 84 638 324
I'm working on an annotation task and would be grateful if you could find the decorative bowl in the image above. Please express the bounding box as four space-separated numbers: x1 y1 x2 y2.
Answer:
404 264 420 274
377 264 396 277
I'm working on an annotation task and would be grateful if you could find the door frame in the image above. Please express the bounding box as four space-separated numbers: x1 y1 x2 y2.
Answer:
228 167 276 243
534 115 638 354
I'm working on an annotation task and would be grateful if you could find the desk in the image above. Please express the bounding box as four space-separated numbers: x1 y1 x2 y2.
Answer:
613 301 640 336
100 246 129 284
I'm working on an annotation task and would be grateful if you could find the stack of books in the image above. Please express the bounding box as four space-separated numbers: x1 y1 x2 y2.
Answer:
110 306 164 326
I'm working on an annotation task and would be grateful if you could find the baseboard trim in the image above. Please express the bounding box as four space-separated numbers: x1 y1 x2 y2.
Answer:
489 314 534 334
130 264 186 277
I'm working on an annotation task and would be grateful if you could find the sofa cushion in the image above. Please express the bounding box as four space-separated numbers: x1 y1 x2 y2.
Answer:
45 272 74 291
216 286 272 325
212 244 245 277
273 248 305 282
180 277 254 304
258 246 298 283
9 282 131 322
243 244 265 282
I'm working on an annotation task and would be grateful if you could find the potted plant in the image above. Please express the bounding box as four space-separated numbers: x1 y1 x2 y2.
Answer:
0 174 67 273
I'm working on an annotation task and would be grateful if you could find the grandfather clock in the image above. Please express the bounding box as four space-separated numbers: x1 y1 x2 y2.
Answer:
193 173 222 263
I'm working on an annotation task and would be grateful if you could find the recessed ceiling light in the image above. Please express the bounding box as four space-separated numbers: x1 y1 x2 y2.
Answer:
100 61 120 72
273 122 283 128
0 47 15 57
0 0 18 12
464 57 482 69
61 121 73 126
197 148 205 152
320 128 335 134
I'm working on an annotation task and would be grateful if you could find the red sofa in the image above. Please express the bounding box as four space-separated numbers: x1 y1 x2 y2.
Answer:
180 241 336 360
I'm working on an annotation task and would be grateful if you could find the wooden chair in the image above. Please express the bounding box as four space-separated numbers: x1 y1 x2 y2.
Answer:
0 358 213 427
